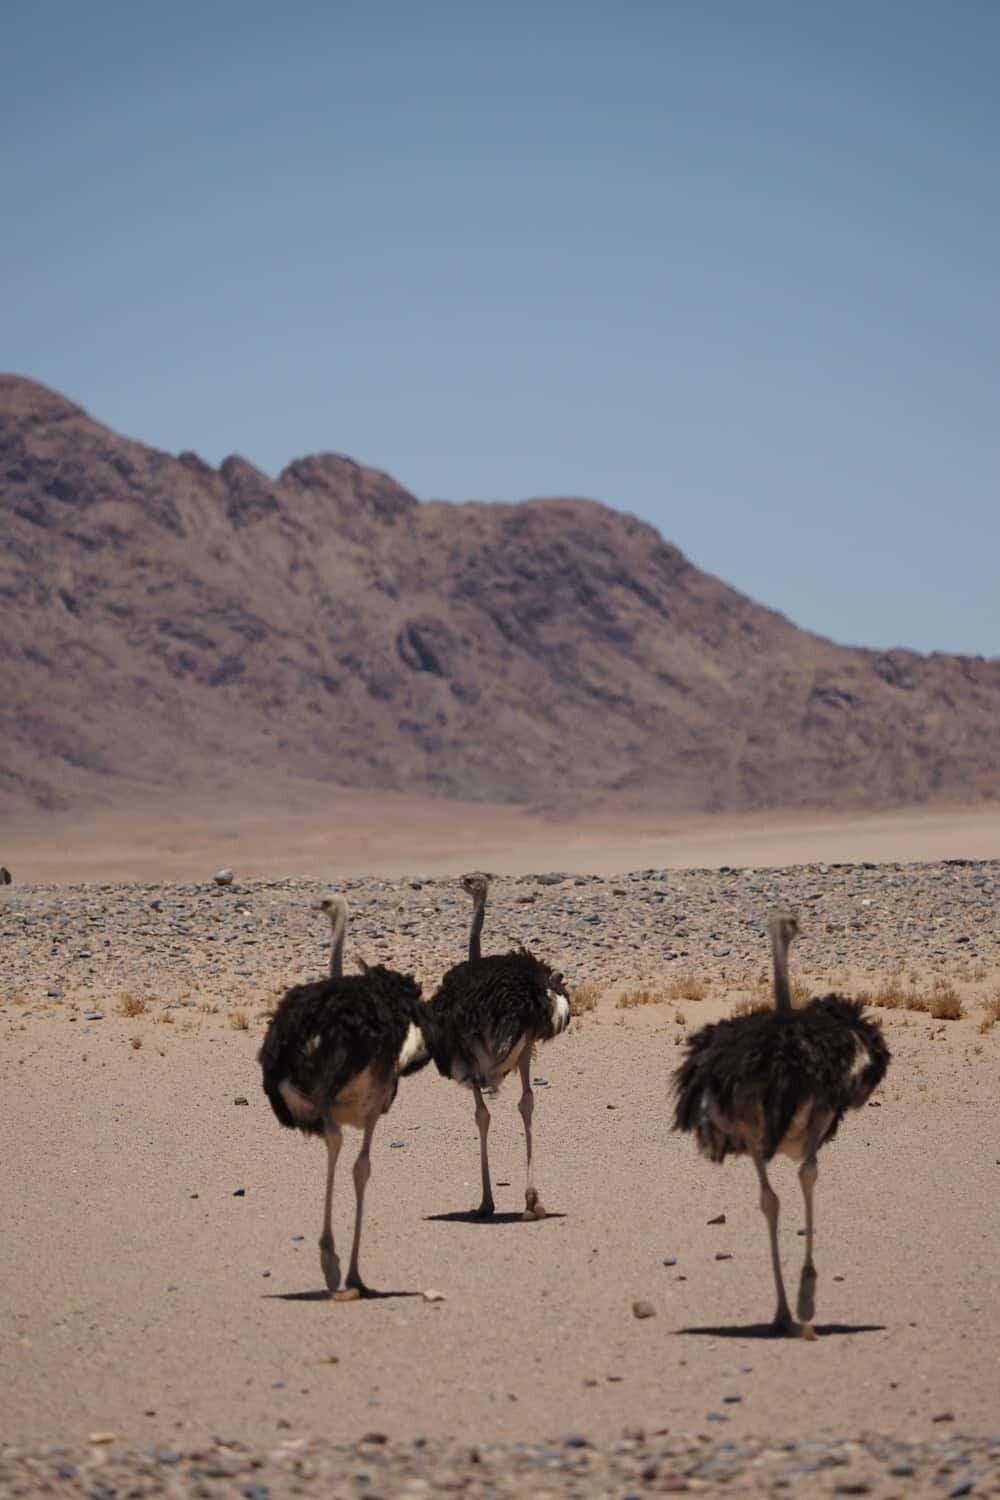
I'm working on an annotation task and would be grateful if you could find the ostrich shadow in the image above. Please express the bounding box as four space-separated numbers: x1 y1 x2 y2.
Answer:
425 1209 568 1225
264 1288 423 1303
676 1320 885 1339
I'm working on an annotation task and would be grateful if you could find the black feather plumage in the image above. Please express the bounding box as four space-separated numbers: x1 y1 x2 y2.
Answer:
423 949 566 1085
674 994 890 1162
259 965 427 1137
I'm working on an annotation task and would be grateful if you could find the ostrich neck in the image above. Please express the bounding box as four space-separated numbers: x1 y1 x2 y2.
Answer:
770 929 792 1012
468 897 485 962
329 907 347 979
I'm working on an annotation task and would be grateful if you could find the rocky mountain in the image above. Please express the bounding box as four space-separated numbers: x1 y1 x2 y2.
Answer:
2 374 998 818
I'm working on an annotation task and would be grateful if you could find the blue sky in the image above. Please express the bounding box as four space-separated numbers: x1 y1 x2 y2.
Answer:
3 1 998 655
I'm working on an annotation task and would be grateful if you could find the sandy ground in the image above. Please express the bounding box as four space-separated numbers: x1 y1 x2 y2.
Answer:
1 858 999 1500
1 789 998 882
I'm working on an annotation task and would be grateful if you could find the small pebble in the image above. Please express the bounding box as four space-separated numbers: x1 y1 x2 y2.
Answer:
233 1187 246 1197
714 1251 732 1261
423 1288 446 1302
632 1299 656 1319
214 869 235 886
707 1213 726 1225
662 1256 677 1266
234 1096 249 1106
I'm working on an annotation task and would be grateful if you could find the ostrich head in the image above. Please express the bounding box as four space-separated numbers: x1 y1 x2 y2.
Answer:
767 910 800 951
460 871 490 903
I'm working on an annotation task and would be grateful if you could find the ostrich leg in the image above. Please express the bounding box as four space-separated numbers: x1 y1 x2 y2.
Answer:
797 1149 820 1341
518 1047 546 1220
472 1082 495 1217
336 1110 379 1300
319 1123 343 1294
752 1151 793 1334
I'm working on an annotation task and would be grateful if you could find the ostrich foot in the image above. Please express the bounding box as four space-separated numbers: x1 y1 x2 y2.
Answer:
474 1198 495 1219
522 1188 546 1221
800 1321 818 1342
331 1285 362 1302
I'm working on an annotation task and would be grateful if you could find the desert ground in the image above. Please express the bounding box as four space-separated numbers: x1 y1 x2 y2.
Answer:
1 814 999 1496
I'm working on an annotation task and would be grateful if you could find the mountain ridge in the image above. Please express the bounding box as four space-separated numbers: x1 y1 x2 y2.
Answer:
2 374 997 819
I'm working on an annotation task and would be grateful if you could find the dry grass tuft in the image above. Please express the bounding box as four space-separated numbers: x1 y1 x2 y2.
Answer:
130 1035 142 1050
617 974 710 1009
871 975 964 1020
117 992 150 1018
665 973 710 1003
616 984 667 1009
977 990 1000 1033
926 981 964 1021
153 1010 175 1025
230 1010 250 1031
570 981 602 1017
731 995 767 1018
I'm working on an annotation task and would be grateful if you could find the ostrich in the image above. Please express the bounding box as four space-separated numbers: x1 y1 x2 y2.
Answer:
422 872 571 1221
259 894 430 1299
673 911 890 1338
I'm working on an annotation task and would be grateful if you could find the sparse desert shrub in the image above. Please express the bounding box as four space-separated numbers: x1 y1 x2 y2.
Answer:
117 992 149 1018
674 1008 687 1026
198 1001 220 1015
872 975 963 1020
872 977 910 1010
617 984 667 1009
230 1010 250 1031
153 1010 175 1025
665 973 709 1003
570 981 602 1017
978 991 1000 1033
926 980 963 1021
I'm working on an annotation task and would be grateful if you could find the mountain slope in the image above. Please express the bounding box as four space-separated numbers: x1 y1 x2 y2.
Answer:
2 374 998 817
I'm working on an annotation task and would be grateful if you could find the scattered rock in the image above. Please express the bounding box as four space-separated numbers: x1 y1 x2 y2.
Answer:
423 1288 446 1302
632 1299 656 1319
707 1213 726 1225
233 1188 246 1197
234 1096 249 1106
213 869 235 886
